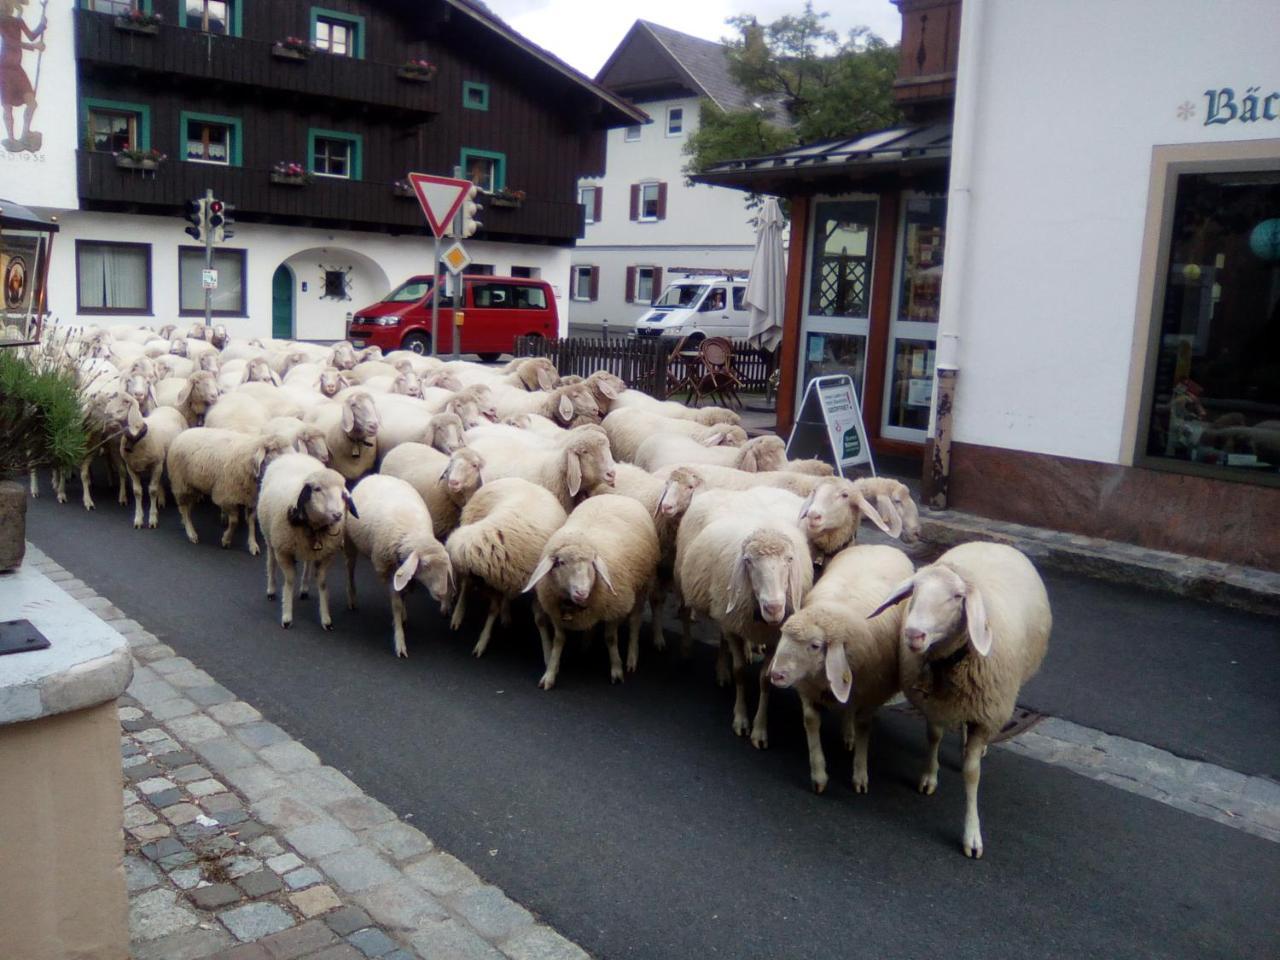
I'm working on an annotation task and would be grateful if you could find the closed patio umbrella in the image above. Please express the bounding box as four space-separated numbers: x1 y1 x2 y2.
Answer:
744 197 786 353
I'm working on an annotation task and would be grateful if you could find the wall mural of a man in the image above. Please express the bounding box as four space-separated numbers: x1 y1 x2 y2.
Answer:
0 0 46 153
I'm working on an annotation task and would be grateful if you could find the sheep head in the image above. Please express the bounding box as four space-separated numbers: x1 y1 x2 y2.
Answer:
243 357 280 385
169 337 189 358
391 373 423 398
799 478 892 557
293 425 332 465
187 322 208 341
726 528 804 626
330 341 358 370
550 384 599 427
853 479 921 544
703 424 747 448
563 427 616 499
445 397 487 429
869 564 992 658
153 356 176 379
554 375 583 388
393 543 455 614
158 323 178 340
179 371 220 426
286 469 357 533
126 356 157 383
318 367 350 398
516 357 558 391
585 370 625 411
770 604 854 704
524 542 615 609
123 373 156 413
501 414 532 429
252 435 294 482
279 350 310 376
210 324 229 349
196 351 221 373
439 447 485 503
423 369 462 391
736 436 787 472
427 413 465 454
696 407 741 427
656 466 703 519
358 345 383 362
339 392 379 456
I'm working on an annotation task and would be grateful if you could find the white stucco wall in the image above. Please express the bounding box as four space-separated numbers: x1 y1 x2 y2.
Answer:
48 212 571 341
944 0 1280 463
571 94 756 329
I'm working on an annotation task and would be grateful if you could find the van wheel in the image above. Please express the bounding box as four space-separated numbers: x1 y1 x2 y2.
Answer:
477 352 501 363
402 332 431 355
683 332 705 347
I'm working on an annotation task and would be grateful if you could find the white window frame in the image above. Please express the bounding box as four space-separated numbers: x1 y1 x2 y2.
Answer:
313 137 352 180
636 266 656 303
185 119 233 166
314 18 354 57
571 265 594 302
639 182 661 222
666 106 684 137
624 125 641 142
579 186 598 224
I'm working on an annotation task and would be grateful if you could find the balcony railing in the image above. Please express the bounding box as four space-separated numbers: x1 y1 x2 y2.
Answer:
77 151 583 243
74 9 438 117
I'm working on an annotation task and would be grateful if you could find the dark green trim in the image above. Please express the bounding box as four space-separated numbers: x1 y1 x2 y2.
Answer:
80 97 151 152
462 81 490 111
308 128 363 180
310 7 366 58
460 147 506 191
81 0 153 12
176 0 242 37
179 111 243 166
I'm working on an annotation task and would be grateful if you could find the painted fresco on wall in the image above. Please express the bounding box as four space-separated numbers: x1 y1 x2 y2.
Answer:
0 0 46 154
1 233 43 319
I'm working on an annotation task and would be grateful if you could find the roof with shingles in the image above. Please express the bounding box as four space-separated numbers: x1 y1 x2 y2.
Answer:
635 21 756 112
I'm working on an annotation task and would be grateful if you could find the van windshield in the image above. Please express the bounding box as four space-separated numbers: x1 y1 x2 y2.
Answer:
384 279 432 303
655 284 708 308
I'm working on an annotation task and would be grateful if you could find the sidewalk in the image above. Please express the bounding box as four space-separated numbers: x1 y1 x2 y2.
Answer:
21 544 590 960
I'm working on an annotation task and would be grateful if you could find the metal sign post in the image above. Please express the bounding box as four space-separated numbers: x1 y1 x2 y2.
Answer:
431 234 441 358
785 374 876 477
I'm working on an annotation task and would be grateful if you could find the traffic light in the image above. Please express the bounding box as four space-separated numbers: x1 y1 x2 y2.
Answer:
218 202 236 242
458 183 482 238
184 198 207 241
207 198 225 239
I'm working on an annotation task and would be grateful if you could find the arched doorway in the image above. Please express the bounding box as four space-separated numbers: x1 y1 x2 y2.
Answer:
272 264 295 339
278 247 390 341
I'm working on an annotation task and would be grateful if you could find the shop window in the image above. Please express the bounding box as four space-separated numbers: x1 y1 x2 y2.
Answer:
1139 166 1280 481
808 199 876 318
182 113 240 166
179 247 245 315
76 241 151 314
897 197 946 324
309 130 362 180
312 9 365 58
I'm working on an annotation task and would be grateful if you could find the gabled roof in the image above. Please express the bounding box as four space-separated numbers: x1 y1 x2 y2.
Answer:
595 20 756 113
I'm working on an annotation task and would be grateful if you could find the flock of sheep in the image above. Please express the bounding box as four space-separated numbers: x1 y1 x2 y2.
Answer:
31 320 1052 859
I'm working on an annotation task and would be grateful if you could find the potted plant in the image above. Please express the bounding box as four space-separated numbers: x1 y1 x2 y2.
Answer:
113 9 163 36
272 36 313 61
391 178 416 198
487 187 526 209
270 161 311 186
114 147 166 171
396 59 438 82
0 350 89 570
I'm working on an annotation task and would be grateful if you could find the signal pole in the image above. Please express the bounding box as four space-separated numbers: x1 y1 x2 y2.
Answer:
203 188 215 328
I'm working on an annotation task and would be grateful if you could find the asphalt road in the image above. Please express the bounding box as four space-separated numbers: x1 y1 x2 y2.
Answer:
27 491 1280 960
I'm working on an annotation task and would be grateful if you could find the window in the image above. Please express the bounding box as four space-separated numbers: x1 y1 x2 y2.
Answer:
82 99 149 153
308 130 363 180
572 266 597 302
579 186 601 224
472 282 517 308
87 0 144 14
515 285 547 309
462 82 490 111
732 286 747 311
1137 161 1280 483
627 266 660 304
311 9 365 58
185 0 236 36
666 107 684 136
808 199 877 318
76 241 151 315
463 263 494 276
624 125 641 142
631 182 665 222
322 270 348 300
181 112 240 166
178 247 246 316
460 148 505 193
510 266 540 279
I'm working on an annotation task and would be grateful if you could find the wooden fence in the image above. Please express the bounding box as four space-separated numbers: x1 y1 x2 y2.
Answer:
514 336 776 400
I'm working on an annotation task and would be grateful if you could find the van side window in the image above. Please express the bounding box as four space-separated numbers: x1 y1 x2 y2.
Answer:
473 282 516 308
515 286 547 309
699 287 727 312
732 286 747 311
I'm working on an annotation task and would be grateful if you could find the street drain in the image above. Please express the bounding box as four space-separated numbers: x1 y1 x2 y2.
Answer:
888 701 1045 744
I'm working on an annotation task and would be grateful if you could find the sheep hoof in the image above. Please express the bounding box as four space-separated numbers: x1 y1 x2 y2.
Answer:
471 645 486 658
750 731 768 750
280 619 291 629
299 589 309 599
148 518 158 529
220 540 230 550
133 520 143 530
249 544 260 557
918 773 938 795
732 716 749 737
963 834 984 859
812 779 827 795
853 778 869 794
56 493 66 503
537 673 556 690
625 659 638 674
610 669 624 684
322 621 333 632
266 591 276 600
186 534 199 545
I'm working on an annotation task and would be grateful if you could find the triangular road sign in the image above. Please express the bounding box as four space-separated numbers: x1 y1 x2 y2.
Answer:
407 172 473 238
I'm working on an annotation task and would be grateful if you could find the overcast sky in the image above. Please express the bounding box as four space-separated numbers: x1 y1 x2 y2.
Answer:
484 0 902 78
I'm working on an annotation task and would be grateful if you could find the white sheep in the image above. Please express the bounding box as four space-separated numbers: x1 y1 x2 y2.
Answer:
634 433 786 473
868 541 1051 858
445 477 567 658
343 474 455 657
602 408 747 462
848 476 922 543
524 495 660 688
106 394 188 529
154 370 220 427
257 452 359 629
608 389 740 426
371 393 463 459
305 391 381 482
261 417 332 464
467 423 616 511
166 427 293 554
796 477 897 562
380 444 486 541
768 545 914 794
653 462 823 498
490 381 598 427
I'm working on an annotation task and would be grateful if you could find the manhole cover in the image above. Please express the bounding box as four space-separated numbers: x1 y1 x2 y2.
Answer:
0 619 52 657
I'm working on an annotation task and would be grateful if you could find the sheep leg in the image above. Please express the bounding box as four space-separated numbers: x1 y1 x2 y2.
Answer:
606 622 624 684
80 459 95 511
314 557 333 631
117 459 129 506
649 585 666 651
625 608 643 673
178 498 199 544
28 468 38 498
450 578 468 630
390 587 409 657
538 622 567 690
147 470 163 528
265 545 277 599
127 465 144 529
473 596 500 658
851 711 874 794
277 551 296 628
961 724 988 859
244 506 260 557
679 604 695 659
919 721 944 795
298 561 311 599
220 504 240 548
750 659 771 750
343 542 358 610
727 633 750 737
55 468 67 503
533 605 552 661
499 597 512 627
801 696 827 794
715 633 732 688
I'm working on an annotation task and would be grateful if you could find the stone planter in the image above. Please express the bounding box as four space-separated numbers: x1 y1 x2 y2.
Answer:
270 172 309 186
271 44 310 61
113 16 159 36
0 480 25 571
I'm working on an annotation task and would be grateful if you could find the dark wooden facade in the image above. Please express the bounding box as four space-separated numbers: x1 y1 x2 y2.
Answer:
892 0 961 116
73 1 639 244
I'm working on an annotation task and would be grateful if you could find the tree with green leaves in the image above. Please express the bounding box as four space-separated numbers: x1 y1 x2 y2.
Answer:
684 2 900 178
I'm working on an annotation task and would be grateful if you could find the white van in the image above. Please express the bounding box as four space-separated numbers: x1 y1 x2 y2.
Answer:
633 275 750 342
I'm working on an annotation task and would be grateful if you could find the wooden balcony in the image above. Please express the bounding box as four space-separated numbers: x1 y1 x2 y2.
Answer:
76 151 584 244
73 9 438 118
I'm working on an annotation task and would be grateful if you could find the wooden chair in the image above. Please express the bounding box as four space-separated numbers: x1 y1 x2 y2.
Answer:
663 335 700 399
687 337 743 408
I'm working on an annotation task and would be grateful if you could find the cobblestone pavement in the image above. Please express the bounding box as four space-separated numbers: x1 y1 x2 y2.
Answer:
23 544 590 960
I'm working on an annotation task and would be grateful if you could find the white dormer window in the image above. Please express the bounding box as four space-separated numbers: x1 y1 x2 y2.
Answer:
624 125 641 142
666 107 684 137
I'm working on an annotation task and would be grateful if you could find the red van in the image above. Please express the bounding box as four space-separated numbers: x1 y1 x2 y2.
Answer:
347 274 558 360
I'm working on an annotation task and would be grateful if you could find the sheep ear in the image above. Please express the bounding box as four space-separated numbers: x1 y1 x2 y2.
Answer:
700 433 724 447
437 464 451 484
253 446 270 481
177 383 191 406
566 451 583 498
557 394 574 424
855 493 894 536
126 400 145 433
739 445 759 472
653 480 671 518
593 555 617 595
788 555 804 615
868 576 915 619
341 401 355 434
342 489 359 519
798 490 816 520
146 384 158 409
536 367 557 391
599 379 620 400
523 555 554 593
825 641 852 704
289 483 313 523
270 370 282 386
965 583 993 656
393 552 419 593
875 493 904 539
725 552 750 615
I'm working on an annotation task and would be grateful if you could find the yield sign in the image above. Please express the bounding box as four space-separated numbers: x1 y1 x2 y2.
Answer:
407 172 473 238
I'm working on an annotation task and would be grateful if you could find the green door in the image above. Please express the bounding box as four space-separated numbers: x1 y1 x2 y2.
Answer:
272 265 294 339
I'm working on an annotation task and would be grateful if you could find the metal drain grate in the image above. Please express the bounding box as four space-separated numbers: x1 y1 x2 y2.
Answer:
889 700 1045 744
0 619 52 657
